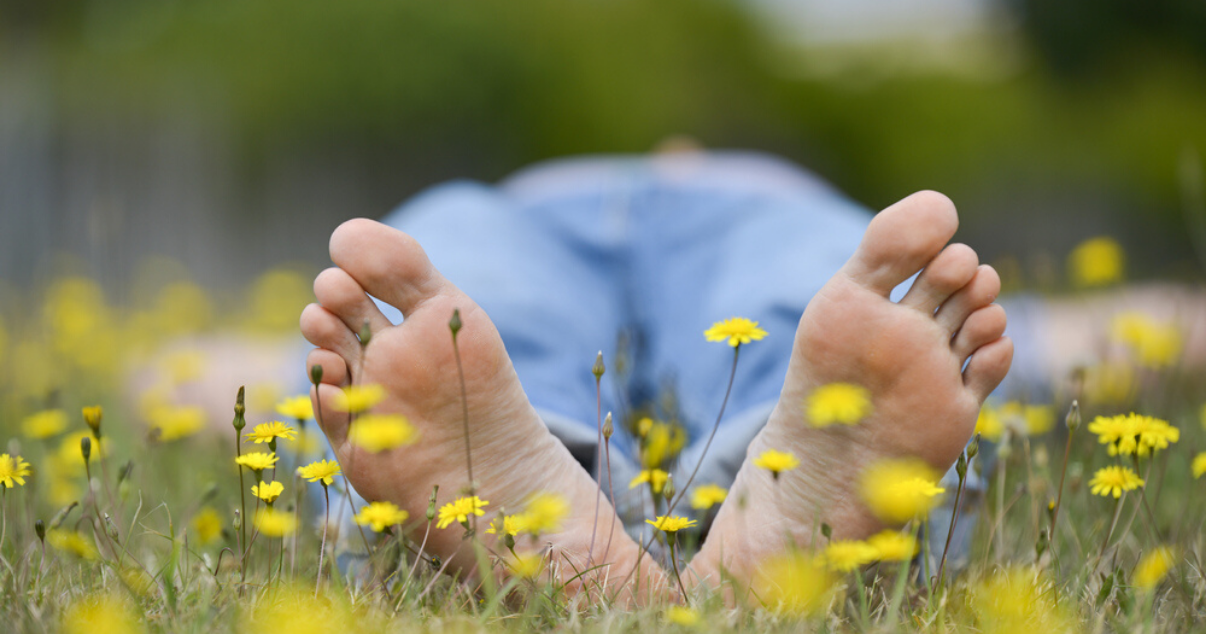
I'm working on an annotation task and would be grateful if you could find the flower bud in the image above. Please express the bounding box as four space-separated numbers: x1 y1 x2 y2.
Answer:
232 508 242 530
82 405 103 438
427 485 439 522
956 452 968 479
50 502 78 530
358 319 372 347
821 523 832 540
232 386 246 431
592 351 605 380
35 519 46 542
80 436 92 462
602 412 614 440
966 433 980 460
104 513 120 542
449 309 463 338
662 474 675 501
1065 400 1081 433
310 364 324 386
430 555 441 570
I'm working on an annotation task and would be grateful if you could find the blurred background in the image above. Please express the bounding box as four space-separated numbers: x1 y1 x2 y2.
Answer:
2 0 1206 294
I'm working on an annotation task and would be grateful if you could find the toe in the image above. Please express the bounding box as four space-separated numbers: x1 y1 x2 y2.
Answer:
899 243 979 314
329 218 452 316
952 304 1007 362
843 191 959 296
934 265 1001 333
306 348 349 387
963 336 1014 402
313 267 393 335
300 303 361 362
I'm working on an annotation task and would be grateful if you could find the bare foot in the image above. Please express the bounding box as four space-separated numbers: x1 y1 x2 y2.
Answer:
691 191 1013 585
300 219 661 595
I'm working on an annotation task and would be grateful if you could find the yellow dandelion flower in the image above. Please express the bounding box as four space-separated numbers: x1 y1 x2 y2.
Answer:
516 492 569 535
22 409 68 439
971 567 1076 634
146 405 206 442
704 317 768 347
1134 546 1176 591
1084 361 1136 406
48 529 99 559
297 459 341 486
866 530 918 562
646 515 697 533
753 449 799 476
331 384 387 413
436 496 489 529
252 481 285 504
753 551 839 617
859 458 945 524
191 507 223 546
1089 465 1144 498
999 402 1055 436
689 483 728 510
510 554 544 579
235 451 278 472
56 431 105 473
641 420 687 468
665 605 700 626
275 395 314 420
253 508 298 537
974 404 1004 442
1088 413 1179 458
805 383 872 427
63 594 143 634
354 501 409 532
486 514 523 537
1193 453 1206 479
823 539 878 572
244 421 298 444
1111 312 1182 368
0 453 32 489
629 468 671 494
1068 236 1124 288
82 405 103 434
347 413 418 452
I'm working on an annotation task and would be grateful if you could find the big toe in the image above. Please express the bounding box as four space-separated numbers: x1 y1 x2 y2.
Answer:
329 218 451 316
843 191 959 295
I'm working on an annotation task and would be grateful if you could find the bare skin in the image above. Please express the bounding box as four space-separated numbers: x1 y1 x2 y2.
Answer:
300 190 1011 599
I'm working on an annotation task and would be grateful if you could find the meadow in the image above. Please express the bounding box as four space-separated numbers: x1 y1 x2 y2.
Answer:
0 237 1204 633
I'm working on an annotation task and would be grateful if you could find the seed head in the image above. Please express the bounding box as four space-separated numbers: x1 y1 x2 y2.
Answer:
592 351 605 380
1066 400 1081 432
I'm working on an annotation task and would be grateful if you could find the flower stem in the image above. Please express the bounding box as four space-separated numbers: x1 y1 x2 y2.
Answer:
588 363 604 566
935 458 967 591
449 310 477 533
667 536 689 606
316 484 330 598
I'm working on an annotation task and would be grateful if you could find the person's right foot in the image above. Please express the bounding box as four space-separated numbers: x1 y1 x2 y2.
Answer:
691 191 1013 585
300 219 661 595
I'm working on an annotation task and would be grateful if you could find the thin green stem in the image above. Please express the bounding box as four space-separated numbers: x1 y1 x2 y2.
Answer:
316 484 330 597
450 315 477 534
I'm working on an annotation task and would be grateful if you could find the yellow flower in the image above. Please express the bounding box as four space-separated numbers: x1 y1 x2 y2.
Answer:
640 420 687 468
646 515 697 533
146 405 206 442
436 496 489 529
161 348 206 384
252 481 285 504
354 501 409 532
665 605 700 626
486 514 522 537
974 404 1005 442
805 383 872 427
1089 465 1144 498
999 402 1055 436
1068 236 1124 288
191 507 224 546
0 453 32 488
297 459 342 486
235 451 278 472
82 406 103 434
971 567 1076 634
331 384 387 413
48 529 99 559
275 395 314 420
823 539 878 572
1134 546 1176 591
244 421 298 444
704 317 768 347
514 492 569 536
1087 413 1179 457
866 530 918 562
753 449 799 476
753 551 839 617
253 508 298 537
1193 453 1206 479
347 413 419 452
1111 312 1182 368
689 483 728 510
510 553 544 579
22 409 68 439
859 458 945 524
629 468 670 494
62 594 143 634
56 431 105 473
